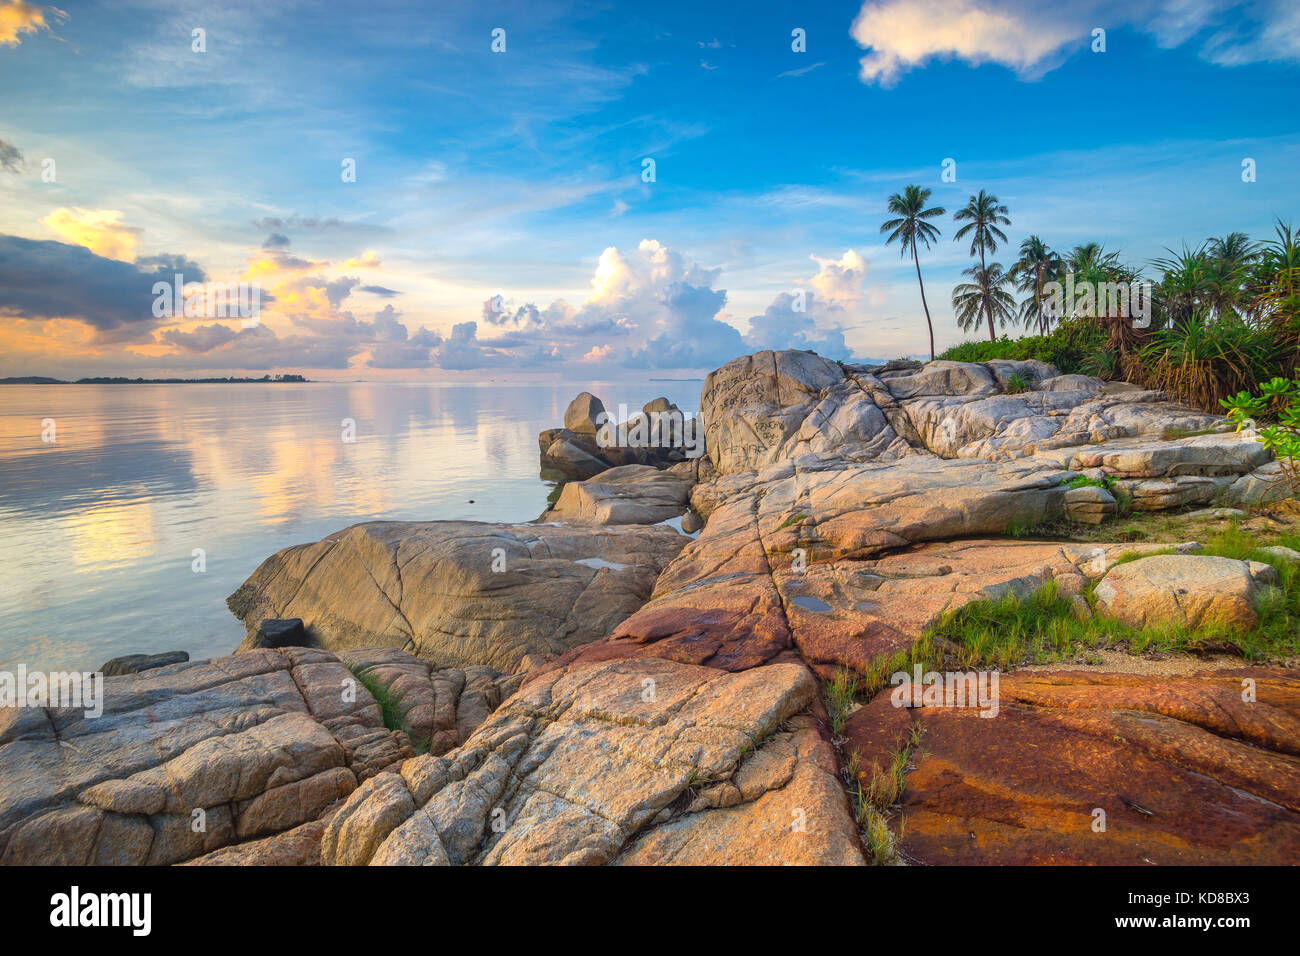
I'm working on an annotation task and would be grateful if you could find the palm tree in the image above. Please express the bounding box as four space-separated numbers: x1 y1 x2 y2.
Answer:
1007 236 1062 334
1208 232 1259 269
1067 242 1123 277
1248 220 1300 352
952 263 1016 336
1151 243 1211 328
881 185 946 360
1065 242 1140 321
953 190 1011 340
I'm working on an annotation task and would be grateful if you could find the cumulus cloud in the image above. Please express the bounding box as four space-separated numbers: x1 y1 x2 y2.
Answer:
3 230 863 374
158 323 240 353
809 249 867 306
576 239 742 368
743 292 851 358
0 0 63 47
0 235 204 336
850 0 1300 86
739 251 862 360
40 208 141 261
438 239 857 371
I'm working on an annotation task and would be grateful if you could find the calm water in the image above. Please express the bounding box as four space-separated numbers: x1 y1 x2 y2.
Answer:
0 380 702 672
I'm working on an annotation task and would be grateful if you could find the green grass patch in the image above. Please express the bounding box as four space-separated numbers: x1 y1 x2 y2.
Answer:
1064 473 1119 492
825 668 858 735
1162 425 1226 440
348 665 430 754
926 526 1300 665
777 512 809 531
1003 372 1032 394
849 724 923 866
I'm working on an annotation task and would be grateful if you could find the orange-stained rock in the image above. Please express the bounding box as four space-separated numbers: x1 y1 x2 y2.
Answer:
542 530 1174 682
841 667 1300 865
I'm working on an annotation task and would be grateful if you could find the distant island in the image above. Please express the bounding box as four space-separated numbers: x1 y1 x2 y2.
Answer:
0 374 310 384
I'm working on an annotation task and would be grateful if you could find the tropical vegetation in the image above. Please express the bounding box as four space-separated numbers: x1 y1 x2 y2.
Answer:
870 184 1300 412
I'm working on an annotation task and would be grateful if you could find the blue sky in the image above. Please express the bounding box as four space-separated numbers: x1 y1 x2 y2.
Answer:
0 0 1297 378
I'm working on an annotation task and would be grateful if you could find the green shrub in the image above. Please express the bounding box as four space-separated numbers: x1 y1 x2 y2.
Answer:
1223 376 1300 495
1132 314 1280 411
1004 372 1032 394
938 317 1106 374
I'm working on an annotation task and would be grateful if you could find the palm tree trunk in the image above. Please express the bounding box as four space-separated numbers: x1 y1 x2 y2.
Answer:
913 239 935 361
980 239 993 341
1035 270 1044 335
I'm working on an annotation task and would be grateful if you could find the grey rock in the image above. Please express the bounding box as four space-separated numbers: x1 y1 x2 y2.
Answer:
98 651 190 677
248 618 309 650
563 391 606 437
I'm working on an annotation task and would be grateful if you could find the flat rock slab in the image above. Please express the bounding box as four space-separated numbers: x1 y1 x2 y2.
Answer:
0 647 506 865
842 668 1300 865
228 520 688 673
1094 554 1278 629
321 657 861 865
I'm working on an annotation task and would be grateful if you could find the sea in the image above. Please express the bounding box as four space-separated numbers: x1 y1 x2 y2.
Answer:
0 379 702 672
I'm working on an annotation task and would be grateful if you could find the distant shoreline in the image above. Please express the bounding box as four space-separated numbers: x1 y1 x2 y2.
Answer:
0 374 311 385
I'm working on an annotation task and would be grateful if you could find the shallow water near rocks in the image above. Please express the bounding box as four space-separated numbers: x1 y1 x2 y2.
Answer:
0 379 701 672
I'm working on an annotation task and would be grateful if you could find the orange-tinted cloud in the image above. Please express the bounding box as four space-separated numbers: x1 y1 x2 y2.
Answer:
0 1 64 47
342 250 382 269
40 208 140 261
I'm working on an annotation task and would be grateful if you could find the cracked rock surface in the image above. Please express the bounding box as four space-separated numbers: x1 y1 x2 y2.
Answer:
321 657 862 865
0 647 511 865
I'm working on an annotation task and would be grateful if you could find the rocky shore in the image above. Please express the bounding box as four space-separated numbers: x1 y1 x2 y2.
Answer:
4 349 1297 866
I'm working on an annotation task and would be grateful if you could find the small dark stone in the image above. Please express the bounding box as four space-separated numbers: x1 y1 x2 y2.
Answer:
251 617 307 649
99 651 190 677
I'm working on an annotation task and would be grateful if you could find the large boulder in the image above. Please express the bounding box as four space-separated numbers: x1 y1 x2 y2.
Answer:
542 393 702 480
701 350 911 474
1093 554 1278 629
542 437 608 480
1063 484 1116 524
228 520 688 673
563 391 606 438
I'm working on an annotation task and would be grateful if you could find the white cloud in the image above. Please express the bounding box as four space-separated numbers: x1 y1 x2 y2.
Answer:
809 249 867 307
849 0 1300 86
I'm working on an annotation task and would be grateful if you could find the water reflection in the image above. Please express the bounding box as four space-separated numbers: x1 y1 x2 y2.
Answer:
0 379 701 671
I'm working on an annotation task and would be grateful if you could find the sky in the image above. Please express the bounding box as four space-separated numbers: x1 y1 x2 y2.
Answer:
0 0 1297 380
